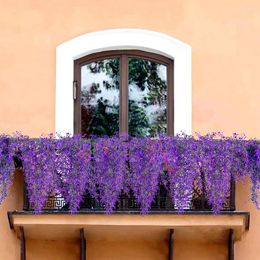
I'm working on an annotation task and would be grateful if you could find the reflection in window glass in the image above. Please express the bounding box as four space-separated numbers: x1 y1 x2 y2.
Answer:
128 58 167 137
81 58 120 137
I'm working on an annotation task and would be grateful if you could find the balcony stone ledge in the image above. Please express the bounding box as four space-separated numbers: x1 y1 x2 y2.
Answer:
8 211 249 242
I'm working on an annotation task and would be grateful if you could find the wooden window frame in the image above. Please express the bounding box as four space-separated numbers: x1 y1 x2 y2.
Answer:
74 50 174 135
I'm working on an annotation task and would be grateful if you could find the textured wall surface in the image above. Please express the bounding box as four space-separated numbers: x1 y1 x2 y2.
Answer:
26 239 80 260
0 172 23 260
0 0 260 137
0 1 260 259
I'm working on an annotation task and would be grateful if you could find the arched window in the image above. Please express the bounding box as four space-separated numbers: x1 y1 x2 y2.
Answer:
56 29 191 135
74 50 174 137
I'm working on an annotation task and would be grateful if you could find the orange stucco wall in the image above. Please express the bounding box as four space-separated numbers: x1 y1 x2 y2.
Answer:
26 237 228 260
0 0 260 259
87 239 227 260
26 239 79 260
1 0 260 137
0 172 23 260
87 239 168 260
236 180 260 260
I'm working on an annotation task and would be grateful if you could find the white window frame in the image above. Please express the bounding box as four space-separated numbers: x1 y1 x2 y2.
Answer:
56 29 192 135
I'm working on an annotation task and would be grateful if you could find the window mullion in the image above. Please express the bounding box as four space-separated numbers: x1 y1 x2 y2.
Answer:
74 61 81 134
120 54 128 135
167 61 174 136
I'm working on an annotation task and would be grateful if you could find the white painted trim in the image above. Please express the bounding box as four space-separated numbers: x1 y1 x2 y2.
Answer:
56 29 192 135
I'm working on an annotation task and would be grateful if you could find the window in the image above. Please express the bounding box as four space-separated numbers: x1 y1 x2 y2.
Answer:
56 29 191 135
74 50 174 137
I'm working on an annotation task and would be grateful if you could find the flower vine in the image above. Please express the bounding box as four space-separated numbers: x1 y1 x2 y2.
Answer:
0 133 259 213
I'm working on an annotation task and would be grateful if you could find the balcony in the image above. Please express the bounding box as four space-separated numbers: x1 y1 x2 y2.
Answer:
5 134 253 260
8 177 249 240
22 182 236 213
7 173 249 260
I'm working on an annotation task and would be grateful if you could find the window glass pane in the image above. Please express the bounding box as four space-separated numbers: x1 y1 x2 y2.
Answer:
128 58 167 137
81 58 120 137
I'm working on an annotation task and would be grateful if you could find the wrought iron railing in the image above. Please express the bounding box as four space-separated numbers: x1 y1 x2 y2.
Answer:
23 180 235 212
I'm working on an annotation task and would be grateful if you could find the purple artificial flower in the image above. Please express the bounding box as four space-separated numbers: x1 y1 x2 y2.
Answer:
0 132 259 214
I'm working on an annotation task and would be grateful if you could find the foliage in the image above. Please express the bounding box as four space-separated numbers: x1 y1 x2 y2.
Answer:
0 133 259 214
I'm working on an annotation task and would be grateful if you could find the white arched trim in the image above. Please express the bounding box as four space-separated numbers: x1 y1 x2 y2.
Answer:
56 29 192 135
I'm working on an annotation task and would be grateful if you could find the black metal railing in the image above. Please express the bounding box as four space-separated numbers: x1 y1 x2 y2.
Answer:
23 180 235 212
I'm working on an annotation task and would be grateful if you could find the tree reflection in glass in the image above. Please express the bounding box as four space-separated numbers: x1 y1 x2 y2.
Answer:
128 58 167 137
80 56 167 137
81 58 120 137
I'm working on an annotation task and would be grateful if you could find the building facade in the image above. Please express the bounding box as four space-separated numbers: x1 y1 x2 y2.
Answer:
0 1 260 259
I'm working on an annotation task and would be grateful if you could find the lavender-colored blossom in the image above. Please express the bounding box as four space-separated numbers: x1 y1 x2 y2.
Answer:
0 133 259 214
55 135 92 213
247 140 260 208
128 137 163 213
168 135 200 212
0 136 14 204
196 133 233 212
14 134 58 213
93 135 128 213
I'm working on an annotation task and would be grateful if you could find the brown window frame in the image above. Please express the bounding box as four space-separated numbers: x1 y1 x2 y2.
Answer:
74 50 174 135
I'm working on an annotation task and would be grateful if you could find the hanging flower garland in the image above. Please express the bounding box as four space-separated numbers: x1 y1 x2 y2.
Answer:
55 135 92 213
93 135 128 213
12 134 58 213
248 140 260 209
0 133 259 213
128 137 163 213
0 135 14 204
166 135 200 212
